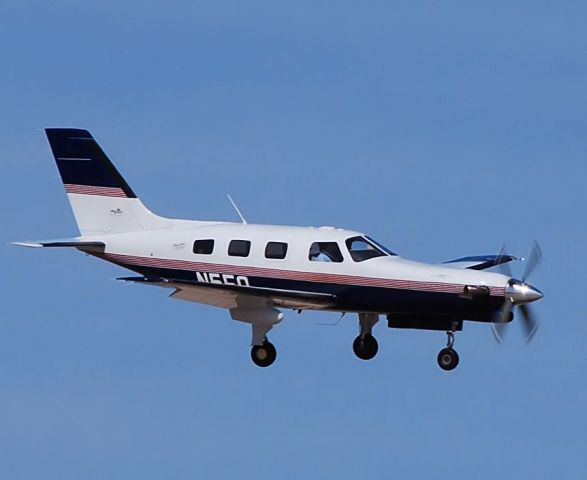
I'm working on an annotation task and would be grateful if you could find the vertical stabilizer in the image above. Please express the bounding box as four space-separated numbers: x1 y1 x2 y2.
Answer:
45 128 170 235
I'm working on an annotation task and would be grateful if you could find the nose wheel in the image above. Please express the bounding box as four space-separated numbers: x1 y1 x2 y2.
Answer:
251 338 277 367
437 331 459 371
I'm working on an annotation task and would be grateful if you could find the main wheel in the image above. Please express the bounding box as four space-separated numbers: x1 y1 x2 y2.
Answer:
353 334 379 360
251 340 277 367
437 347 459 371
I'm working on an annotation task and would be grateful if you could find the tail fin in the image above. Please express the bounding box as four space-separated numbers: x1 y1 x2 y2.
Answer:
46 128 170 235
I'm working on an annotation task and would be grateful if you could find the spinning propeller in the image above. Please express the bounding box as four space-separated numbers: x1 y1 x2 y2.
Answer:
491 241 543 344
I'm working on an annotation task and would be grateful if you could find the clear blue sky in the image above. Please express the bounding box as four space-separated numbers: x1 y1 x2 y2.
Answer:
1 1 586 478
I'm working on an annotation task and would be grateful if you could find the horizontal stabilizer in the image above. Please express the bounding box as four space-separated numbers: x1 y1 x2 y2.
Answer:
443 254 519 270
13 238 105 249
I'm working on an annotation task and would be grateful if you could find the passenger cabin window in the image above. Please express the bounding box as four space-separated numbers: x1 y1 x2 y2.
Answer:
193 239 214 255
265 242 288 259
345 236 388 262
308 242 344 263
228 239 251 257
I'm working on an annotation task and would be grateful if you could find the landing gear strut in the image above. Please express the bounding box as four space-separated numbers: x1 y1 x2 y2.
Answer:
251 338 277 367
353 313 379 360
437 331 459 371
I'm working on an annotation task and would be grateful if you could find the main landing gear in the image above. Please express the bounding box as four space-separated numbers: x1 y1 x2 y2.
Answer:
437 331 459 371
353 313 379 360
229 307 283 368
251 338 277 368
353 334 378 360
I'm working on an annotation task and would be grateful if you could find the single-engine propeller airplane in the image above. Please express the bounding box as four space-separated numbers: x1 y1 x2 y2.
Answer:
16 129 544 370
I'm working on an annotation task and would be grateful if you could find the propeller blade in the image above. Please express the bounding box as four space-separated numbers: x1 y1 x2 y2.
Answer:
519 304 539 343
496 244 512 278
491 322 507 344
522 241 543 282
491 298 513 343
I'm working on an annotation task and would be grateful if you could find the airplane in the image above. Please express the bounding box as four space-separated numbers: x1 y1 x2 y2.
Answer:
15 128 544 370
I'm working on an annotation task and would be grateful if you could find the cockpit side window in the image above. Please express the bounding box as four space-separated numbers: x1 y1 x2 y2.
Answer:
308 242 344 263
345 236 389 262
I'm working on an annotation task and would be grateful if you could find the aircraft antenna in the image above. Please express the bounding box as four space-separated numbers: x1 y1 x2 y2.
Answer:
317 312 346 326
227 194 248 224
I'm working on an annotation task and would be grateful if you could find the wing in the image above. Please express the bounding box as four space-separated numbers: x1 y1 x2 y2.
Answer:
442 254 519 271
118 276 338 310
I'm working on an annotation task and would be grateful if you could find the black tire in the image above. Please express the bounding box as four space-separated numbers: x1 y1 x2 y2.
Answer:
251 340 277 367
437 347 459 371
352 334 379 360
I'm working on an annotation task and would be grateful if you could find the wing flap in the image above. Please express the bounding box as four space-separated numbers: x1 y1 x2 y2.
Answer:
118 276 338 310
170 284 246 309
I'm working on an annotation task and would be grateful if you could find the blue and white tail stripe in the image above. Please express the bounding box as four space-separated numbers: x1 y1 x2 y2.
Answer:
44 128 172 234
46 128 136 198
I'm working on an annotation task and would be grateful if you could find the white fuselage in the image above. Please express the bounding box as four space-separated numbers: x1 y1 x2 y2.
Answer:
83 221 509 316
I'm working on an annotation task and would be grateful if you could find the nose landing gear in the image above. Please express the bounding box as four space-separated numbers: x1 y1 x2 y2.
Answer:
437 331 459 371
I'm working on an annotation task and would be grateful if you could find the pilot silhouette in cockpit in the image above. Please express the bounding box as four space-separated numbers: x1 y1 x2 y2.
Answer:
309 243 332 262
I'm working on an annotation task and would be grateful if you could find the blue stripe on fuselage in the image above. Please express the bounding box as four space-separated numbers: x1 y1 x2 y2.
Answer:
97 255 504 320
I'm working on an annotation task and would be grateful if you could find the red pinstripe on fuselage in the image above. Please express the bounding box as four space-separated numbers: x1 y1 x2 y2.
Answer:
99 251 506 297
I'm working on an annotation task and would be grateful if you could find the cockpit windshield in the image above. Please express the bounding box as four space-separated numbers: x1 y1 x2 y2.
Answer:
364 236 396 256
345 236 397 262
